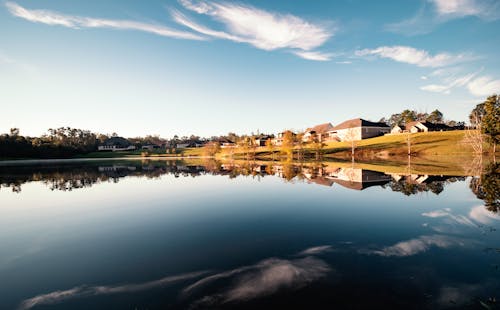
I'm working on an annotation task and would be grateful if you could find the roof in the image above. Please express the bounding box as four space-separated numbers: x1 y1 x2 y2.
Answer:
331 118 389 131
305 123 333 133
405 121 451 130
216 137 235 143
101 137 132 147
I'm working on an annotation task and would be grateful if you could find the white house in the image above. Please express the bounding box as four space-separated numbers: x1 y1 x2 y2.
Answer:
98 137 136 152
328 118 390 141
302 123 334 142
405 121 451 133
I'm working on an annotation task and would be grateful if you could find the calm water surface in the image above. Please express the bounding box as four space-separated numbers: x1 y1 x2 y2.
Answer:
0 160 499 309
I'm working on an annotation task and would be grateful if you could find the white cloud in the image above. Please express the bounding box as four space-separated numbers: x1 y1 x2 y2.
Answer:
176 0 334 60
422 208 476 227
421 76 428 80
386 0 500 36
469 205 500 224
466 76 500 96
6 1 335 61
18 271 208 310
185 256 331 307
430 0 500 20
292 51 332 61
355 46 470 68
297 245 332 256
5 2 205 40
421 71 478 94
421 84 451 94
336 61 352 64
364 235 467 257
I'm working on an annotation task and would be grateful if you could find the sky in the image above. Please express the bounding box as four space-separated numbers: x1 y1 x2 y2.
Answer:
1 0 499 138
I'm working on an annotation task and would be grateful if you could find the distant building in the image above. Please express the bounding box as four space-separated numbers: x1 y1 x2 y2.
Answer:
391 125 405 134
254 135 273 147
272 131 296 146
328 118 390 141
176 143 190 149
98 137 136 152
405 121 451 133
216 138 236 148
328 168 392 190
302 123 335 142
141 144 162 151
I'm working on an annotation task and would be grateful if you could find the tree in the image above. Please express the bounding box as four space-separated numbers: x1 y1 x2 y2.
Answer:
469 103 486 128
203 141 220 157
344 128 359 161
401 109 417 125
281 130 294 159
481 95 500 154
265 138 275 160
426 109 444 124
309 133 324 160
10 128 20 137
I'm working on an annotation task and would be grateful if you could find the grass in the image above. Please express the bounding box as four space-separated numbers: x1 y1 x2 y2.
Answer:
322 130 479 156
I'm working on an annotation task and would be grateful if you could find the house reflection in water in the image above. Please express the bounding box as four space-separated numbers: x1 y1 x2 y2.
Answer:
303 167 392 190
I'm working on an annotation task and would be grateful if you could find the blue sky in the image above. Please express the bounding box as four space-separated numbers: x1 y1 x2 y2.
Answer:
1 0 499 138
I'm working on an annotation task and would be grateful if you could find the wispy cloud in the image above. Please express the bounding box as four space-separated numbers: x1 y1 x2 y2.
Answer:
6 1 335 61
292 51 333 61
466 76 500 96
469 205 500 224
296 245 333 256
431 0 500 19
422 208 476 227
185 257 331 307
355 46 471 68
419 66 499 96
175 0 335 60
363 235 468 257
18 271 208 310
5 2 205 40
386 0 500 35
420 71 478 94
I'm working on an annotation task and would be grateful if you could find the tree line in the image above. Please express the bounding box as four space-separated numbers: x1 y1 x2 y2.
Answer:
1 95 498 159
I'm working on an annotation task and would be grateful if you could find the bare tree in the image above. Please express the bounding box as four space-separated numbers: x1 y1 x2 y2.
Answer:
344 128 359 161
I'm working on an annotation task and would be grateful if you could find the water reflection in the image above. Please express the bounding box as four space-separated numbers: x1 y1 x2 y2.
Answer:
0 159 499 309
18 246 333 310
0 159 497 210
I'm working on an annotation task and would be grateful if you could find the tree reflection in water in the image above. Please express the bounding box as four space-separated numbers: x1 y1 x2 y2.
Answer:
470 163 499 213
0 159 498 213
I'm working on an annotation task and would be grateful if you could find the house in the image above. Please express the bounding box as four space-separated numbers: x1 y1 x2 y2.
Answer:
302 123 334 142
254 135 273 147
98 137 136 152
272 131 296 146
141 144 162 151
328 118 390 141
391 125 405 134
405 121 451 133
216 137 236 148
328 168 392 190
176 143 190 149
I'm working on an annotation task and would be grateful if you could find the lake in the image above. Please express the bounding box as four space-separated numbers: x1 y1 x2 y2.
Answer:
0 159 499 309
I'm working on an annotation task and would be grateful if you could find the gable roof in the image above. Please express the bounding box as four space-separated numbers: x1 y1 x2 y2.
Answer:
331 118 389 131
101 137 132 147
305 123 333 134
405 121 450 130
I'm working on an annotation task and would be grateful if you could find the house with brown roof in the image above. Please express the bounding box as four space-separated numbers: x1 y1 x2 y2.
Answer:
98 137 136 152
405 121 451 133
302 123 335 142
272 131 296 146
391 125 405 134
328 168 392 190
328 118 390 141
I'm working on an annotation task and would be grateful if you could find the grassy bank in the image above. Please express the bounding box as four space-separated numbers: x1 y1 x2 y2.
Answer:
222 130 495 160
